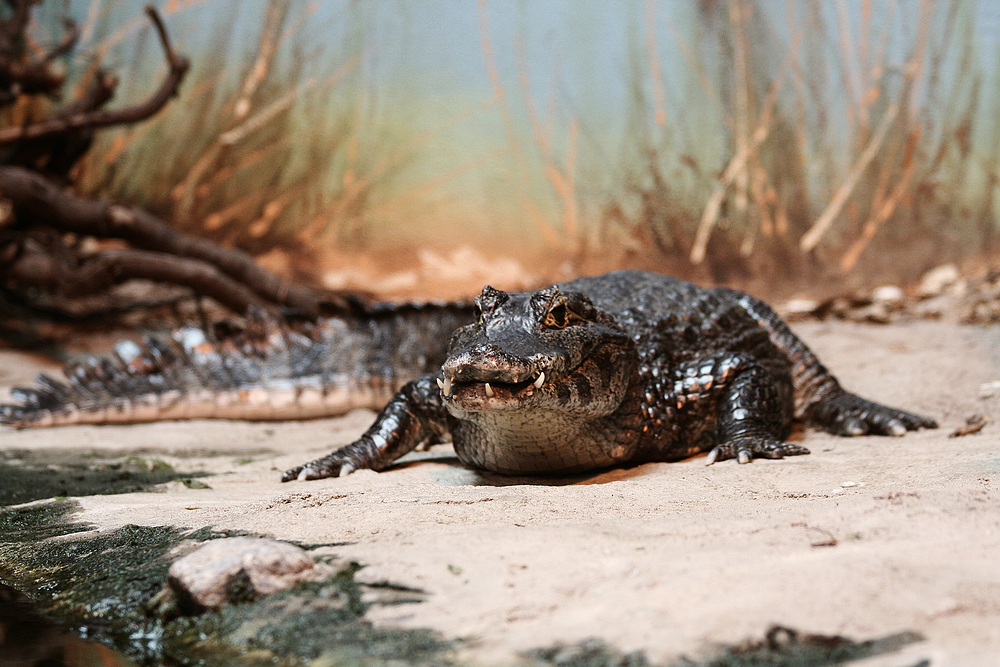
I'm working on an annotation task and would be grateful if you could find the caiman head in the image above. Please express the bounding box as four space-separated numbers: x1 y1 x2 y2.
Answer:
438 284 640 474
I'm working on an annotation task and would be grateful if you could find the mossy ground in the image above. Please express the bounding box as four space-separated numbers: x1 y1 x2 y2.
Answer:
0 501 457 666
0 448 213 506
524 628 926 667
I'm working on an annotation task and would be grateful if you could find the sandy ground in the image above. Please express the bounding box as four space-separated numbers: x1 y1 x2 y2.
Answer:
1 319 999 666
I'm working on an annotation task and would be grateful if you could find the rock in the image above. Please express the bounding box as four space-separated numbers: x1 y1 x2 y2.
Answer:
871 285 905 307
846 301 893 324
912 294 948 320
163 537 333 615
917 264 959 298
978 381 1000 399
781 299 821 320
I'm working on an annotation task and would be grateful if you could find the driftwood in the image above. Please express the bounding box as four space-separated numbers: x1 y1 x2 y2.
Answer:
0 3 328 335
0 167 321 315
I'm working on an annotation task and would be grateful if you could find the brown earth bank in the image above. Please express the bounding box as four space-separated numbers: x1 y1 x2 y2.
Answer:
1 318 999 665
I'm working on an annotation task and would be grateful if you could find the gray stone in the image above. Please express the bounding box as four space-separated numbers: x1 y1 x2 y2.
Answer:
166 537 332 613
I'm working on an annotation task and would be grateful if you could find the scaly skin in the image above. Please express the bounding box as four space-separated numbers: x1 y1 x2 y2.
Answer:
281 270 937 481
0 302 474 427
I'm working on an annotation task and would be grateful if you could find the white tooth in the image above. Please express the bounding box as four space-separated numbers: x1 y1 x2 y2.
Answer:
484 382 495 397
436 377 444 390
442 376 452 397
533 371 545 389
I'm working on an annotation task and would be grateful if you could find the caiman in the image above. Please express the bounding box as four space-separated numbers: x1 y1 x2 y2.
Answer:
0 270 937 481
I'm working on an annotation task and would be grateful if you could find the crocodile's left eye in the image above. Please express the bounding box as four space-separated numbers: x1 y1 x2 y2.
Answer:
543 300 580 329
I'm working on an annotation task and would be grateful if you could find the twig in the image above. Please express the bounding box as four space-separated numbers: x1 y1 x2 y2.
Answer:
232 0 289 122
834 0 862 131
477 0 527 173
644 0 667 126
690 53 791 264
515 31 551 159
173 0 289 222
784 0 810 206
247 178 312 238
220 78 316 147
799 103 899 253
838 150 917 272
731 0 752 218
42 18 81 65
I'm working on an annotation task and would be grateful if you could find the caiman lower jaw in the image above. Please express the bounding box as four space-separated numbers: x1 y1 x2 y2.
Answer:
437 371 546 409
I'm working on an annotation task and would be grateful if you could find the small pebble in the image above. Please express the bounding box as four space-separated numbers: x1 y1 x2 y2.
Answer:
978 381 1000 399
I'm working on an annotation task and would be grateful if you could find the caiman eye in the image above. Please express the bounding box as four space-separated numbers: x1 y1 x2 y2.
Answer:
543 301 576 329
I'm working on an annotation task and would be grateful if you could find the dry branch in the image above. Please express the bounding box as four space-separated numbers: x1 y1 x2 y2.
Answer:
0 166 321 316
0 7 189 145
4 238 276 315
173 0 289 223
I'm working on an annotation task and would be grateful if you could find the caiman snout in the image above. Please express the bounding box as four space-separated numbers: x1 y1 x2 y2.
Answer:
438 343 546 401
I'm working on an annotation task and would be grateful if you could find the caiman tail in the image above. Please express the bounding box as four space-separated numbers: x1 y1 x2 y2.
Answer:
0 302 474 428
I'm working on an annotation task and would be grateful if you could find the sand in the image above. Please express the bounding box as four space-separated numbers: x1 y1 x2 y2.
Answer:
1 319 998 665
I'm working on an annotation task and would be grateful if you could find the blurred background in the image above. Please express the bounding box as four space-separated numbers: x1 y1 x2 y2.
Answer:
24 0 1000 299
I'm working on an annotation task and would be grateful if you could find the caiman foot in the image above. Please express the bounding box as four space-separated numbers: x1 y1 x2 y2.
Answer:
809 392 937 437
705 437 810 465
281 452 357 482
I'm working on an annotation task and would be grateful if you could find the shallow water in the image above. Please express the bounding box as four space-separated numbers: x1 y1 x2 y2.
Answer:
0 582 136 667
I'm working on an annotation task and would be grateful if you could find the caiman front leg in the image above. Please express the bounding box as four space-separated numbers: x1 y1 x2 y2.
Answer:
281 375 451 482
705 361 809 465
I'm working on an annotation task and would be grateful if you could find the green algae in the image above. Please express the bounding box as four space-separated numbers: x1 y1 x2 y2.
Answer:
524 639 651 667
163 573 451 667
0 498 92 542
0 448 213 506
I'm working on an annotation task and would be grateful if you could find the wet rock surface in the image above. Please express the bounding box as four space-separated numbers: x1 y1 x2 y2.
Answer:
159 537 336 615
